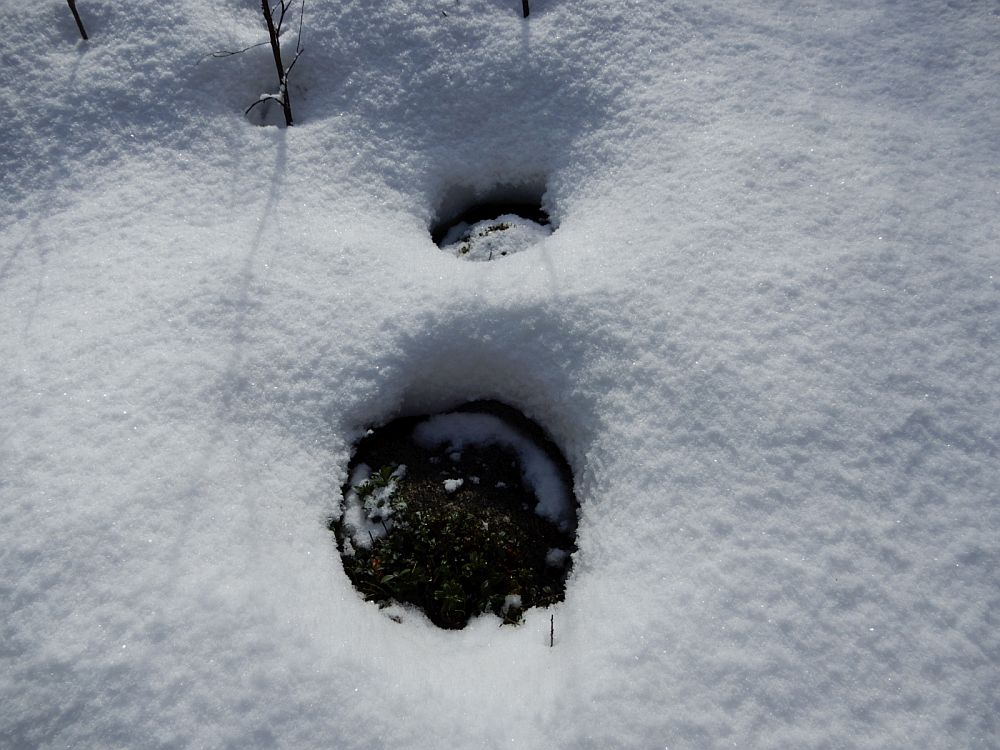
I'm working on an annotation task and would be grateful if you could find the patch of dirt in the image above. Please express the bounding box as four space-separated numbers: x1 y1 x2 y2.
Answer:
332 401 577 629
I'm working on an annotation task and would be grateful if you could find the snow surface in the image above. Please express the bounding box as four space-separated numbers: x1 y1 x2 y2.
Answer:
2 1 999 748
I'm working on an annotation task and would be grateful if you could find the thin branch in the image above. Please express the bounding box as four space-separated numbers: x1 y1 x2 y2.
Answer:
522 0 530 18
274 0 290 37
244 93 283 116
67 0 88 40
284 47 304 77
200 39 271 62
296 0 306 53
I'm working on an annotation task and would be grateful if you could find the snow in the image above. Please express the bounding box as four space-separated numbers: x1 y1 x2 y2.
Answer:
546 548 570 568
341 463 407 549
414 411 574 527
439 214 553 261
502 594 523 615
2 0 999 748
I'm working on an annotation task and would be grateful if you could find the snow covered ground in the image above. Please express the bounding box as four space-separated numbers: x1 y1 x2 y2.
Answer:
2 0 998 747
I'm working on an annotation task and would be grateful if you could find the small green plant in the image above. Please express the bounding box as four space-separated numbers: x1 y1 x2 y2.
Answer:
354 464 397 498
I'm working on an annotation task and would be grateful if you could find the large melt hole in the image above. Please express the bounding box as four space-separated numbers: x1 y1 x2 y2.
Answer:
430 185 553 262
332 400 577 630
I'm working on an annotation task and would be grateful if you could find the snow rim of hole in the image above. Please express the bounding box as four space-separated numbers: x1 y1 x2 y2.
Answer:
412 411 574 529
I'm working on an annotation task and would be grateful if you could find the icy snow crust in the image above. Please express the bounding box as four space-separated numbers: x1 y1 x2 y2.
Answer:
2 1 999 748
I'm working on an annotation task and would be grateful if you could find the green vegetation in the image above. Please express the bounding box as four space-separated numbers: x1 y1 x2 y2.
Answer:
333 406 576 630
336 452 572 629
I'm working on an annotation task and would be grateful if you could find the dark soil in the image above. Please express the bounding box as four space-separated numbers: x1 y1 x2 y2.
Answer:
331 401 576 629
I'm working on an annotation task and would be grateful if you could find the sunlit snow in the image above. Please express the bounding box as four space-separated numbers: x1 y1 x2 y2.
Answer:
1 0 998 748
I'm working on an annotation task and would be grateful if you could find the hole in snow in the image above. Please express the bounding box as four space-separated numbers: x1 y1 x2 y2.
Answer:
430 184 553 262
331 400 577 630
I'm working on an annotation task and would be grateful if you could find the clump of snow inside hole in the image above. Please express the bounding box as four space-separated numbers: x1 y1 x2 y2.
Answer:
331 400 577 630
430 184 553 262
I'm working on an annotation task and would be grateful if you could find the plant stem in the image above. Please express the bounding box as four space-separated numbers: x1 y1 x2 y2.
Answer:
522 0 530 18
67 0 88 40
261 0 294 126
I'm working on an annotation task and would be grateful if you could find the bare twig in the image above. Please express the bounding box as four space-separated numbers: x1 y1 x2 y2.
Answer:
273 1 287 36
259 0 304 126
260 0 292 125
550 614 554 647
522 0 530 18
202 40 271 61
244 93 284 116
284 47 304 76
220 0 305 124
67 0 88 40
296 0 305 53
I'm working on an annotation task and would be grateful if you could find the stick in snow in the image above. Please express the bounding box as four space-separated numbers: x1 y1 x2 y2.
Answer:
67 0 88 40
248 0 305 126
522 0 530 18
261 0 294 126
